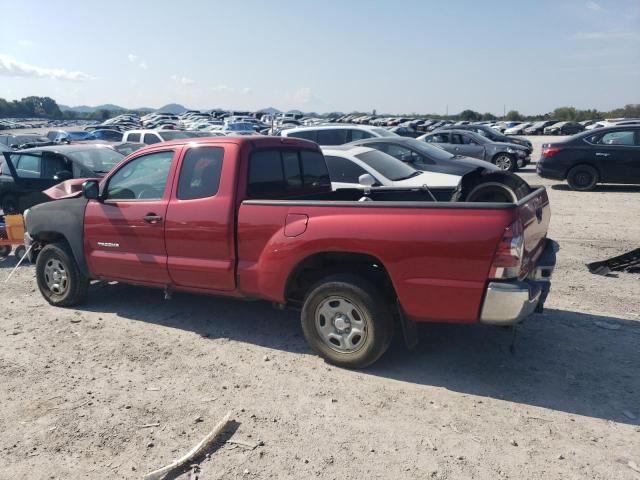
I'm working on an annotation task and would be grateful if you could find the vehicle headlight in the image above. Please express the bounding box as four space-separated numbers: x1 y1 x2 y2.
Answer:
507 148 515 153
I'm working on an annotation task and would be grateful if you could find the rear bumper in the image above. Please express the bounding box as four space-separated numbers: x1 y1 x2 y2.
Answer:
480 239 557 326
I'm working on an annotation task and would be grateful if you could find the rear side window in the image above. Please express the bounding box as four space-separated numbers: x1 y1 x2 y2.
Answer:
127 133 141 142
287 130 316 142
177 147 224 200
317 129 349 145
247 149 330 197
350 129 374 141
144 133 161 144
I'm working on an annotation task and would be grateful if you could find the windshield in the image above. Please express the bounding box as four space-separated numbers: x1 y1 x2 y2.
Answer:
67 148 125 173
66 131 91 140
158 131 200 141
16 135 49 144
226 123 255 131
355 150 418 181
400 138 456 161
371 128 397 137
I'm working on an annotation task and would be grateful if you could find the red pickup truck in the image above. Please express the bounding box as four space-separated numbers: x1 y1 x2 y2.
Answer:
23 136 556 368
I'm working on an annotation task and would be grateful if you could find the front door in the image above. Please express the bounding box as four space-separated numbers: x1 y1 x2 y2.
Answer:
451 133 486 160
592 129 640 183
164 144 237 291
84 149 176 285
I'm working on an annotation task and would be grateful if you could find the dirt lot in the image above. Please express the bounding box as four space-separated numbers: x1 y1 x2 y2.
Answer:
1 136 639 480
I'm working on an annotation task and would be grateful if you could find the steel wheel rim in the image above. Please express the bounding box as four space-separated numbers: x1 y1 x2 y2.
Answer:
495 155 512 170
315 296 368 354
44 258 69 295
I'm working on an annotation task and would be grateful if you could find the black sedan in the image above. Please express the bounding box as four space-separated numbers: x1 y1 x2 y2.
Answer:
536 126 640 190
346 136 500 176
436 124 533 155
0 144 124 212
524 120 559 135
543 121 585 135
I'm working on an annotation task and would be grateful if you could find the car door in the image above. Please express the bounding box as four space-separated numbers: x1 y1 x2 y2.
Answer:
2 151 72 193
83 148 177 285
424 132 456 154
451 133 486 160
164 144 236 291
591 129 640 183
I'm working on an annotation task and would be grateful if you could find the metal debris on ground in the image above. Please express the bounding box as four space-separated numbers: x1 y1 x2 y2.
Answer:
587 248 640 276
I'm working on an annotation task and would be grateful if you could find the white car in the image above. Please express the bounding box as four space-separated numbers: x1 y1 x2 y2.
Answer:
322 145 461 190
122 129 203 144
504 123 531 135
282 124 397 145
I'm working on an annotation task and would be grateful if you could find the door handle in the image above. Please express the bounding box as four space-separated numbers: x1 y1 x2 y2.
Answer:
143 214 163 224
595 152 610 157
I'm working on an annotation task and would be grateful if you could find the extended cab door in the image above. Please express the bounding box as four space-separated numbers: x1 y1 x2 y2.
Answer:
83 148 177 285
164 144 237 291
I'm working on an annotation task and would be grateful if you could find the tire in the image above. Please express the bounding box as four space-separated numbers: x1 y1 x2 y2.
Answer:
301 274 394 368
14 245 26 259
452 170 531 203
567 165 598 191
0 245 10 258
35 242 89 307
492 153 517 172
1 195 18 214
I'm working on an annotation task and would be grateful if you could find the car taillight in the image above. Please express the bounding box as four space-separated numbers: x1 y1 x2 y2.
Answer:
542 147 562 157
489 220 524 279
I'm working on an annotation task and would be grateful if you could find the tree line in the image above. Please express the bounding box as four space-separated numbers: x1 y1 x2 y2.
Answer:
1 96 639 123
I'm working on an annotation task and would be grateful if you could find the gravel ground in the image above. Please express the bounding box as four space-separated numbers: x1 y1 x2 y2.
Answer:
1 135 639 480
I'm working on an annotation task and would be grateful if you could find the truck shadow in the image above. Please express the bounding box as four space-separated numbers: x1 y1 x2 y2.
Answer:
551 184 640 193
79 284 639 426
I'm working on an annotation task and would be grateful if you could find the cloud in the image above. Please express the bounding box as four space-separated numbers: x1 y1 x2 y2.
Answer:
18 40 34 47
0 54 94 81
128 53 148 69
586 1 601 11
574 31 640 40
170 74 194 86
291 87 315 105
241 87 252 95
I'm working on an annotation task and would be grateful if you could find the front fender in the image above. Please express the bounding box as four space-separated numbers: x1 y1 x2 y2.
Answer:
26 198 90 276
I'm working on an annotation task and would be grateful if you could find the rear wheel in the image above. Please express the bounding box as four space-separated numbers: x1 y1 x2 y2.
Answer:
301 274 393 368
36 243 88 306
567 165 598 191
492 153 516 172
0 245 10 258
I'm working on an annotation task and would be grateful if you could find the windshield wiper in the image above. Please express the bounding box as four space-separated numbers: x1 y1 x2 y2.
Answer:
396 171 422 180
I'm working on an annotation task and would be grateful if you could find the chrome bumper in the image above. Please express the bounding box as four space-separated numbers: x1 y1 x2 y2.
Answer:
480 239 557 326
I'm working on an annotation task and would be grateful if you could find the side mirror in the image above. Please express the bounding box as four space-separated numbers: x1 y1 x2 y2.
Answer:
358 173 376 187
54 170 72 181
10 144 18 149
82 180 100 200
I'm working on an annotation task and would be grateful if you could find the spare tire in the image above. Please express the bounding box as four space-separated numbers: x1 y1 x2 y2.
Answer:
451 169 531 203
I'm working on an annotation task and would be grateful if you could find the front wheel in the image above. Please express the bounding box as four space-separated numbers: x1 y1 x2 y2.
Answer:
567 165 598 191
36 243 89 306
492 153 516 172
301 274 393 368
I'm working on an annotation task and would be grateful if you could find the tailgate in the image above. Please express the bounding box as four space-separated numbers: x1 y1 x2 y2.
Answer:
517 187 551 278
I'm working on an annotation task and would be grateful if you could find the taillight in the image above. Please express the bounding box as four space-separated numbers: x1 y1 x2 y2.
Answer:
489 220 524 279
542 147 562 157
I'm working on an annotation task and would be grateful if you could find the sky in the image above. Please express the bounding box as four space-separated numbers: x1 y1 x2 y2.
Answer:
0 0 639 115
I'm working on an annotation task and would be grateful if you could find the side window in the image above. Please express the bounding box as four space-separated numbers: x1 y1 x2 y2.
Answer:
107 150 174 200
317 129 349 145
177 147 224 200
451 134 465 145
14 154 42 178
127 133 141 143
41 153 70 179
247 150 284 196
325 155 368 183
300 150 331 188
597 130 635 146
287 130 316 142
383 144 414 162
350 129 374 141
144 133 161 144
430 133 449 143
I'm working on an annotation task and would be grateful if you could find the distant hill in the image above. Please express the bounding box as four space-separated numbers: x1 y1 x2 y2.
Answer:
59 104 158 113
256 107 282 115
156 103 188 114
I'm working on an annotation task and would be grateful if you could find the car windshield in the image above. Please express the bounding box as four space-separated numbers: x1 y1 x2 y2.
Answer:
371 128 397 137
158 131 200 141
226 123 254 131
16 135 49 144
399 139 456 161
67 148 125 173
67 131 91 140
355 149 418 181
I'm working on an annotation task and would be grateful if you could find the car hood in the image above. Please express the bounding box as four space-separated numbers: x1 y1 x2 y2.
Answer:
393 171 461 188
431 155 500 173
